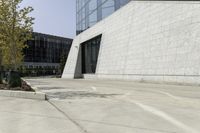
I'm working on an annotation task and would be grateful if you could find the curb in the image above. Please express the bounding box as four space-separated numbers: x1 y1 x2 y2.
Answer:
0 90 46 100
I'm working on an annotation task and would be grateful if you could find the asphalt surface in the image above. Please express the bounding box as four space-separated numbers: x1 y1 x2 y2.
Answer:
0 78 200 133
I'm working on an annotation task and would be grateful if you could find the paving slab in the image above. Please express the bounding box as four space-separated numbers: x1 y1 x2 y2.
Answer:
23 78 200 133
0 97 83 133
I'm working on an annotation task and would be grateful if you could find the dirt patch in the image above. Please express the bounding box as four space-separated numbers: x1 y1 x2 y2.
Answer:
0 84 7 90
0 80 34 92
21 80 34 91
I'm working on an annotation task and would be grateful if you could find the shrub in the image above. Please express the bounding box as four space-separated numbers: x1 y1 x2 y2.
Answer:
0 73 2 84
8 71 21 88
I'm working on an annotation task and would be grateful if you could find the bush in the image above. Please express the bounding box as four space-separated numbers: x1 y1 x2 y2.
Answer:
8 71 21 88
0 73 2 84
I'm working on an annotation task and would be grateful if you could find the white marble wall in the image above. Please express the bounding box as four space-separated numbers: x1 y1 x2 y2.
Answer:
62 1 200 85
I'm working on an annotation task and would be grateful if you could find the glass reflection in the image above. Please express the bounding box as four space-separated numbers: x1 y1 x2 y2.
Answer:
76 0 130 35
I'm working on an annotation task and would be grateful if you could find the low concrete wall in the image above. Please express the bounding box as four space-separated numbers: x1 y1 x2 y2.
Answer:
63 1 200 85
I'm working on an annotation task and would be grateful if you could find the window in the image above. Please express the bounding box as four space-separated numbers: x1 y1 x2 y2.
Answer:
81 35 102 74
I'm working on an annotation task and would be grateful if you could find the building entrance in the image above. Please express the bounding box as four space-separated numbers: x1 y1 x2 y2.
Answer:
81 35 102 74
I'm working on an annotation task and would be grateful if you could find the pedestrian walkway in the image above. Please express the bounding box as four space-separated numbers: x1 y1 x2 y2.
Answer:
21 78 200 133
0 97 83 133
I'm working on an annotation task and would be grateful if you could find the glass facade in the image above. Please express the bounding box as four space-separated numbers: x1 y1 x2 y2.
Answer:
76 0 130 34
24 32 72 64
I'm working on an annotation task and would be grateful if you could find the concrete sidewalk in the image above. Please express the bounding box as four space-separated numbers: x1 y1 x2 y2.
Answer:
0 97 83 133
1 78 200 133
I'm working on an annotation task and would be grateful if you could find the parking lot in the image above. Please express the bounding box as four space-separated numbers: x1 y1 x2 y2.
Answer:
1 78 200 133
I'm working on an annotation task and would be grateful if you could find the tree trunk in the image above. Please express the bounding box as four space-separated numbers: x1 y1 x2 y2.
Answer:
0 50 3 84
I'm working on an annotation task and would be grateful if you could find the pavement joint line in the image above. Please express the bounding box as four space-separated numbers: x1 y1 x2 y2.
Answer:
119 95 199 133
47 100 89 133
155 90 181 100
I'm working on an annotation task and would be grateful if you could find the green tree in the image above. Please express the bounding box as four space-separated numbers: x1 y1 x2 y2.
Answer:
0 0 34 71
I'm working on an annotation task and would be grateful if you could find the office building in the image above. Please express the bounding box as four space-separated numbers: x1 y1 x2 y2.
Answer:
63 1 200 85
76 0 129 34
23 32 72 76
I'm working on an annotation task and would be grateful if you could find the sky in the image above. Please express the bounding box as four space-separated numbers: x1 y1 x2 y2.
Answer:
20 0 76 39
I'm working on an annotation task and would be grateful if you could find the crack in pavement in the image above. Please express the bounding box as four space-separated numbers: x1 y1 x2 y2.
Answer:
47 100 89 133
